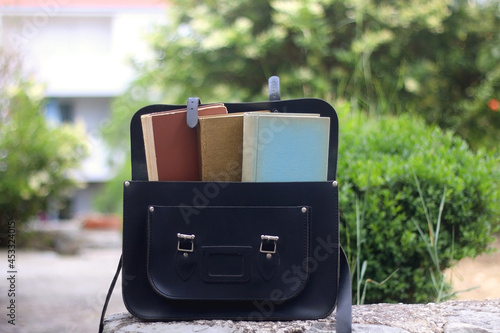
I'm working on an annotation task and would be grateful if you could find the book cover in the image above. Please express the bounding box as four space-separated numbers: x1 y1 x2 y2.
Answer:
197 113 244 182
241 113 330 182
141 104 227 181
197 111 269 182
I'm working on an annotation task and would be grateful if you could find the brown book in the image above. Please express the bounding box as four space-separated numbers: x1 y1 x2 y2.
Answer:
141 104 227 181
197 111 270 182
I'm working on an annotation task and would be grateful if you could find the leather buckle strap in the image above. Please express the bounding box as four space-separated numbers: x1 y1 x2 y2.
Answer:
268 76 280 102
186 97 201 128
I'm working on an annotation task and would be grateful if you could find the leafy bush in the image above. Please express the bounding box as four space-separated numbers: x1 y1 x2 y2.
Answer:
337 106 500 304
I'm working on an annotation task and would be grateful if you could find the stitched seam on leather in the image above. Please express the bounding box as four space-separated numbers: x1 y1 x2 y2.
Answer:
147 206 164 299
299 206 310 294
121 182 152 319
316 184 340 319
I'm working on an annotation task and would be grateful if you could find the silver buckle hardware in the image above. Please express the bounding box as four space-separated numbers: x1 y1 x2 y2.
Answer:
260 235 279 254
177 233 195 252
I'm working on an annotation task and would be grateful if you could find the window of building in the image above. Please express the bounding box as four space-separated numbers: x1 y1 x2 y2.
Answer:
45 99 74 124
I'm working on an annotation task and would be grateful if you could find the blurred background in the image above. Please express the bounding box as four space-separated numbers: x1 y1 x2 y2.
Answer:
0 0 499 332
0 0 166 223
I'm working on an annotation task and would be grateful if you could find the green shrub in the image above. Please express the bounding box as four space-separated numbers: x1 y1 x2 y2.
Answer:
0 81 88 245
337 105 500 304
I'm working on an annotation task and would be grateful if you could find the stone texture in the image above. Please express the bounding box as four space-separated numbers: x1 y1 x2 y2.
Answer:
103 299 500 333
352 300 500 333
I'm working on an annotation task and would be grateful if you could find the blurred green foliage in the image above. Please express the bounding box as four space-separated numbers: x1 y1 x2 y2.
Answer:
338 105 500 303
0 75 88 245
123 0 500 150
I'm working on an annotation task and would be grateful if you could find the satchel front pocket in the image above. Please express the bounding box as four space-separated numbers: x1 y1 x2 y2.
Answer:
147 205 311 302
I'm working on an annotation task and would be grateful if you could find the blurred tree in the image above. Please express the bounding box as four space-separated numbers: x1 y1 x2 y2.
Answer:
110 0 500 150
0 48 88 245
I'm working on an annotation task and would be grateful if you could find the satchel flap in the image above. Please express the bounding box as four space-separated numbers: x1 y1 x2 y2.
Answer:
147 205 311 302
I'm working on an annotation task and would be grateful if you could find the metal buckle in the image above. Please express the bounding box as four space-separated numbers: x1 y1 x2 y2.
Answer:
177 233 195 252
260 235 279 254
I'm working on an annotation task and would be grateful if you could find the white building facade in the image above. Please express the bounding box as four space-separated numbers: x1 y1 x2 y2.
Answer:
0 0 167 219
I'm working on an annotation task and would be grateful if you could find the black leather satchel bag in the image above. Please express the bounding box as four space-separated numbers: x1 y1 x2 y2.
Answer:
99 80 352 333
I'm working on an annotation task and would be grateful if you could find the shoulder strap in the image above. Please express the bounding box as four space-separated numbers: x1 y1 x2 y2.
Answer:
98 249 351 332
98 255 122 333
337 246 352 333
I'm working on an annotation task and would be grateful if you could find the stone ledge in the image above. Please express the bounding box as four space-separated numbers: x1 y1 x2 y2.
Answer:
103 299 500 333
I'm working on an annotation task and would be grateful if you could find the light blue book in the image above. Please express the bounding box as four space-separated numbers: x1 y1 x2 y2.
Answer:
242 113 330 182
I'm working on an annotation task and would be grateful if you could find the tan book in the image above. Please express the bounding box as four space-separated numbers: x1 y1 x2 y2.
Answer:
141 104 227 181
197 111 269 181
